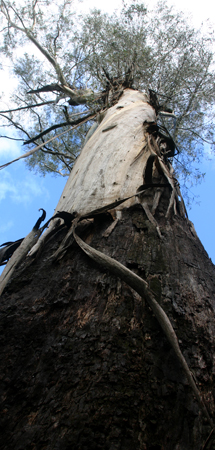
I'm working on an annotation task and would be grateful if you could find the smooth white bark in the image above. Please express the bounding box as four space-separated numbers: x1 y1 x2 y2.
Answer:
29 89 157 255
56 89 156 215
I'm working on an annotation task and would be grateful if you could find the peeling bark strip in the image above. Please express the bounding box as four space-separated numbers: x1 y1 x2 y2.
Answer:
0 230 40 295
0 238 24 266
0 210 46 296
73 222 214 428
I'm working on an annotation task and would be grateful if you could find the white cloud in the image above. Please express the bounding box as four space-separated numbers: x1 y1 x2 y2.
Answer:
0 136 21 161
0 171 16 201
80 0 123 14
0 168 49 205
166 0 215 26
11 174 47 204
0 220 13 234
81 0 215 26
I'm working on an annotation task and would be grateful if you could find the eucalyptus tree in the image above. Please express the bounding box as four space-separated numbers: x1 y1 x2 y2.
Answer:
1 2 215 450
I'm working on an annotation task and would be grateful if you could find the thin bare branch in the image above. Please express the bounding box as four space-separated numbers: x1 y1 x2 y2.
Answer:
43 163 69 176
0 112 97 170
177 127 215 145
0 135 23 141
0 101 55 114
24 110 96 144
0 113 32 139
31 0 39 30
41 147 75 160
53 24 60 56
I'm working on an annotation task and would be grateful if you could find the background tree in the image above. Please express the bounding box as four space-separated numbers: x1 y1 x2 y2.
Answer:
1 1 215 449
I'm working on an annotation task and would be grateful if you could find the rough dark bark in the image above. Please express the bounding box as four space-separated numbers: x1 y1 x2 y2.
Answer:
1 201 215 450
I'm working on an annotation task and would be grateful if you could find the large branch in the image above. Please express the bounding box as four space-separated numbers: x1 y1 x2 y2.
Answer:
27 83 65 95
28 83 96 106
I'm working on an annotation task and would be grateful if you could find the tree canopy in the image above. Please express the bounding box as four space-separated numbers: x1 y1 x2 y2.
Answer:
0 0 214 195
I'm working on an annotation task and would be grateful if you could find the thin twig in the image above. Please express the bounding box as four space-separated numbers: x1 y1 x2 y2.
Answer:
201 428 215 450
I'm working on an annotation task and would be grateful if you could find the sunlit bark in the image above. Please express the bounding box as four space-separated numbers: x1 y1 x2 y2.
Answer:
56 89 156 215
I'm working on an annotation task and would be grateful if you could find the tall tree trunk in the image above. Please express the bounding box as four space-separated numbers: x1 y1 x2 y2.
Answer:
56 89 156 214
1 89 215 450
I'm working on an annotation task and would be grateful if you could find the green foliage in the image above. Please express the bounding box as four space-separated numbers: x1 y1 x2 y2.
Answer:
0 0 214 191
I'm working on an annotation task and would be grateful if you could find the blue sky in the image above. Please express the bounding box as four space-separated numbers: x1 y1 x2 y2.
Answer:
0 0 215 272
188 160 215 264
0 160 66 241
